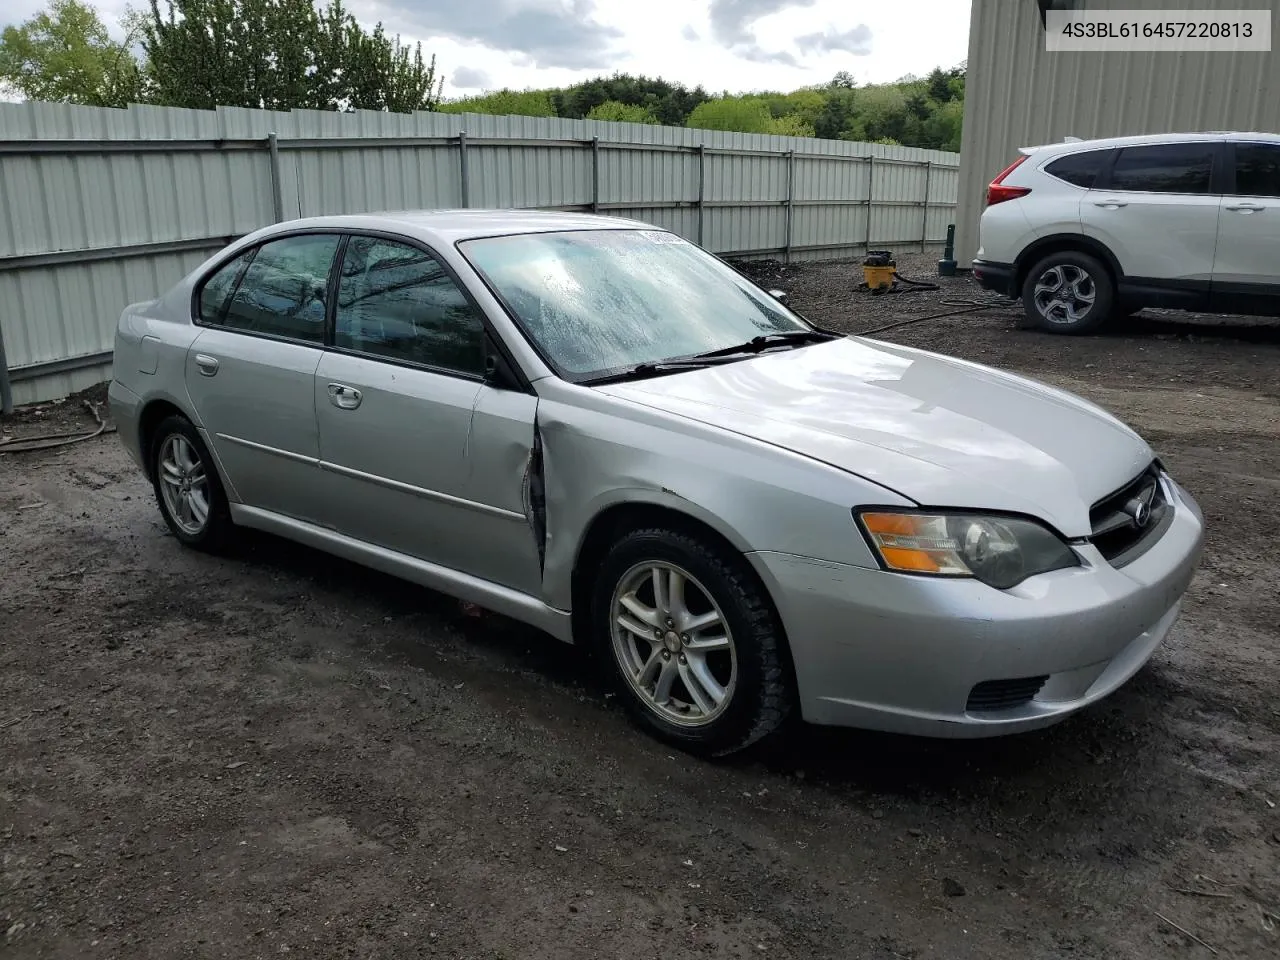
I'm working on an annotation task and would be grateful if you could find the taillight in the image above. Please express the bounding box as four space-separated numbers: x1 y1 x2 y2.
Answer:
986 154 1031 206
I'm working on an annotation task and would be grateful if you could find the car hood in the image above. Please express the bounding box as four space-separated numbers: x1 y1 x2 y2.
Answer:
595 337 1153 538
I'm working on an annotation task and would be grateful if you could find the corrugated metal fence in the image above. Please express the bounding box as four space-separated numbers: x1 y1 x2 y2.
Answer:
0 102 960 409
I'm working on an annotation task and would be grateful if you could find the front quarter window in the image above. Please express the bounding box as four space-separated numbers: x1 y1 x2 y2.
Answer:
459 229 809 380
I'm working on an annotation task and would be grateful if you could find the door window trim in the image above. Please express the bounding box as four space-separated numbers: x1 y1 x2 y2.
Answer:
189 227 346 350
1093 140 1228 195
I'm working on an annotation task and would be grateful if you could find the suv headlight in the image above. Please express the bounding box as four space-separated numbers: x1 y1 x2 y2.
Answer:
856 511 1079 589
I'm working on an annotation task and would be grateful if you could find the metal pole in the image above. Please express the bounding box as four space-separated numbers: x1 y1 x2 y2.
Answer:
591 136 600 213
267 132 285 223
784 150 795 264
458 132 470 208
865 156 875 251
697 144 707 246
0 320 13 416
920 161 932 252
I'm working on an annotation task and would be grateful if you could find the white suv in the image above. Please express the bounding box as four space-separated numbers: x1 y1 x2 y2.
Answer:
972 132 1280 334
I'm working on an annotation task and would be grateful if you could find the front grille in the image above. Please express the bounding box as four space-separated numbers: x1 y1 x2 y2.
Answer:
1088 464 1171 566
967 676 1048 712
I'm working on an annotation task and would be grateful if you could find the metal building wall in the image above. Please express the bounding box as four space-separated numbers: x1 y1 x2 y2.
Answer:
0 102 959 408
956 0 1280 266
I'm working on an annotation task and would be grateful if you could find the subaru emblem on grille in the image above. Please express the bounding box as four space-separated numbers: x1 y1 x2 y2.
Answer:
1123 483 1157 529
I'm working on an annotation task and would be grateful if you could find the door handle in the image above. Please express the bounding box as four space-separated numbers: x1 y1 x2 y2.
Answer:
194 354 219 377
1225 203 1264 213
327 382 362 410
1092 200 1128 208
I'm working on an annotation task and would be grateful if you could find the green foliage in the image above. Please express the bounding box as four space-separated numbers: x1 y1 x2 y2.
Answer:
586 100 657 124
142 0 441 111
438 88 555 117
0 0 144 106
686 97 775 134
552 73 709 126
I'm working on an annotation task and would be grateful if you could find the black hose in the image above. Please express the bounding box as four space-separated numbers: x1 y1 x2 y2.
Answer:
0 400 116 453
891 272 941 291
853 295 1016 337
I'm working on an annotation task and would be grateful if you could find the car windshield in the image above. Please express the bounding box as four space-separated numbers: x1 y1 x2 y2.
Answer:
458 229 811 381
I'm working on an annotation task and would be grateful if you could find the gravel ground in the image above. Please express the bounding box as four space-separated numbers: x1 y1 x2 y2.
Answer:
2 255 1278 960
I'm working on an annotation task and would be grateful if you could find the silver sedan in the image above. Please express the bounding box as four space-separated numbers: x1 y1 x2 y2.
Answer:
108 211 1205 755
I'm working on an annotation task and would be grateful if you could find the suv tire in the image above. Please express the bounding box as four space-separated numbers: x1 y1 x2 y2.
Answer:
1021 251 1113 335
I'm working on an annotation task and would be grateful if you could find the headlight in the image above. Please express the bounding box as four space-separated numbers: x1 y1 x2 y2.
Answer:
856 510 1079 589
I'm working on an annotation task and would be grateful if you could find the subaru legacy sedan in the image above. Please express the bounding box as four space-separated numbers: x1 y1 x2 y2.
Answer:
109 211 1205 756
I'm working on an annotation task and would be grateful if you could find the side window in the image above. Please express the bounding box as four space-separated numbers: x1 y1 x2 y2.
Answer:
1108 143 1216 195
220 234 341 343
335 236 486 376
198 250 253 325
1045 149 1111 188
1233 142 1280 197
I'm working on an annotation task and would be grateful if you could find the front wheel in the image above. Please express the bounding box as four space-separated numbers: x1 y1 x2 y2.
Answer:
593 528 793 756
1021 251 1113 334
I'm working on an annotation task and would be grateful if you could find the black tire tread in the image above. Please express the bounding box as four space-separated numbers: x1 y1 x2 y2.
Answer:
150 414 235 553
597 526 793 756
1020 250 1113 335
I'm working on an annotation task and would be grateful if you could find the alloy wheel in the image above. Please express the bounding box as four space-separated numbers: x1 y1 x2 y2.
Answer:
610 561 737 726
1033 264 1097 325
158 434 211 536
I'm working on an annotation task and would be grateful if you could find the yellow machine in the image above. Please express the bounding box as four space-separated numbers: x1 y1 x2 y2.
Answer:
862 251 897 292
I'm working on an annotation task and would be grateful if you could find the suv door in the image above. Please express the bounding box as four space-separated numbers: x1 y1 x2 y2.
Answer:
1082 141 1224 306
1211 140 1280 313
314 234 543 595
186 232 341 522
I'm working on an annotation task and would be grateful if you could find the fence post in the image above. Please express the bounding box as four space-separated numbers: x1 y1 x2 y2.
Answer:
0 322 13 416
458 131 470 208
920 160 932 252
266 132 284 223
591 137 600 213
784 150 795 264
865 155 875 251
697 144 707 246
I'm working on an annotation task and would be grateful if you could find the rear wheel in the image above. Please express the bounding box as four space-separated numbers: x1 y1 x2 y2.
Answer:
1021 251 1113 334
150 414 234 551
593 528 793 756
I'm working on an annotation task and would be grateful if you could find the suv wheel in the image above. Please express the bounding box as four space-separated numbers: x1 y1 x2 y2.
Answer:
593 527 793 756
1021 251 1113 334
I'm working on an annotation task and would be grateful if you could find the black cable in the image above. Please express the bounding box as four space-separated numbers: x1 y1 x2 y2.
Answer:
0 400 116 453
853 295 1016 337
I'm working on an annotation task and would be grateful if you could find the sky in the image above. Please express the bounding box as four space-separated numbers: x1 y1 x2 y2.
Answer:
5 0 972 97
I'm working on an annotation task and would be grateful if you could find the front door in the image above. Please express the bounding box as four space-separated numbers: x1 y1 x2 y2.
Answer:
1212 140 1280 313
184 233 341 521
313 234 543 595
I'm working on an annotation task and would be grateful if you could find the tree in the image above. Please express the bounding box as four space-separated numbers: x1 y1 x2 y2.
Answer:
554 73 708 126
142 0 441 112
437 88 556 117
0 0 144 106
686 97 777 134
586 100 657 124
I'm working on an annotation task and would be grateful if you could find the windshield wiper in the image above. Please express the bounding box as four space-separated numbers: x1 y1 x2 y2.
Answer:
681 328 840 361
585 355 744 385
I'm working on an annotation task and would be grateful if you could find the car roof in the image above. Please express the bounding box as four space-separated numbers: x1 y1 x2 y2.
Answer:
1022 131 1280 155
251 209 655 245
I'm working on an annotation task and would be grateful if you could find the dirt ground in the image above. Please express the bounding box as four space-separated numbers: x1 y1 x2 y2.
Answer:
2 254 1278 960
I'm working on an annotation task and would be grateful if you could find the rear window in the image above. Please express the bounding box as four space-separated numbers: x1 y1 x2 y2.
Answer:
1233 142 1280 197
1045 150 1111 188
1108 143 1216 195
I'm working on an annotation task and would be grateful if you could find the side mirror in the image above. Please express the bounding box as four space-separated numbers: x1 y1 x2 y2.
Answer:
768 289 788 303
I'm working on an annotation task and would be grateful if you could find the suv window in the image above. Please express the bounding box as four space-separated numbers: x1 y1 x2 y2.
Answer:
1045 149 1111 188
1233 142 1280 197
1108 143 1216 194
198 250 254 325
217 234 341 343
335 236 485 376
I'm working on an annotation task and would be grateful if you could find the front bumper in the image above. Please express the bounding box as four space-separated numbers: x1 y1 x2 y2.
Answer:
749 479 1205 738
971 259 1017 298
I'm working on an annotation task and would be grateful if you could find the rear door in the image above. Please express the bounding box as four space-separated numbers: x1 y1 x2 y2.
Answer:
313 234 543 595
1082 141 1224 302
185 232 341 522
1211 140 1280 312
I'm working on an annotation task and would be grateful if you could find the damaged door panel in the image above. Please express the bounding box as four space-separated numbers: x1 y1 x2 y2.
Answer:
524 423 548 570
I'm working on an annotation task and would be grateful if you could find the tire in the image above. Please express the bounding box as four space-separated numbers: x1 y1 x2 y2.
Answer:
1020 251 1113 334
592 527 793 756
150 414 234 552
